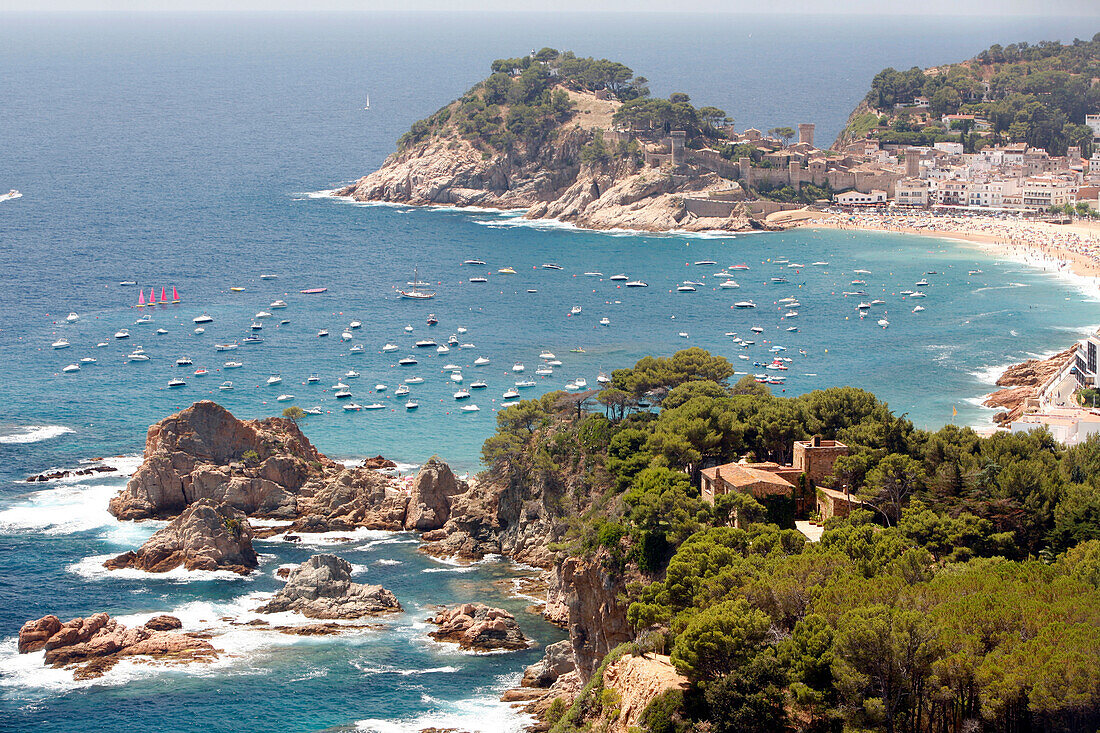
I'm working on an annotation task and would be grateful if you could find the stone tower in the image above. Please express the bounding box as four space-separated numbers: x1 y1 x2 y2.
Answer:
798 123 815 148
670 130 687 166
905 148 920 178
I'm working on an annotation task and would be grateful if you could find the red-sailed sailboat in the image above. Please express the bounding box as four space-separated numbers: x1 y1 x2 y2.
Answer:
148 288 157 306
137 289 146 308
171 286 180 304
160 286 167 304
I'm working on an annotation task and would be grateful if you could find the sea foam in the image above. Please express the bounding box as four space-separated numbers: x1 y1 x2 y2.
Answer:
0 424 74 445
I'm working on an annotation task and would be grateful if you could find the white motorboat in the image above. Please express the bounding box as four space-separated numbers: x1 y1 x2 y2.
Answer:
80 357 96 365
135 314 153 324
461 404 480 412
66 312 79 322
436 345 450 353
303 407 323 415
270 300 288 309
584 271 604 277
916 279 929 287
307 374 320 383
219 381 233 390
564 381 578 390
255 311 273 319
784 311 798 318
462 259 486 266
878 319 890 328
719 280 740 288
349 320 362 329
341 331 354 341
382 343 399 352
770 277 789 284
694 260 717 266
469 277 488 283
787 326 799 332
335 389 352 399
51 338 70 349
156 328 168 335
215 343 238 351
447 334 459 345
597 372 610 384
450 372 463 382
501 401 519 407
470 381 488 389
502 389 520 399
912 305 925 313
96 342 108 348
547 359 562 366
193 314 213 324
442 363 461 371
194 368 208 376
415 339 436 348
176 357 193 366
609 274 628 281
854 269 871 274
515 380 536 388
267 375 282 385
812 261 829 266
345 370 360 379
474 356 490 366
224 361 243 369
277 394 294 402
454 390 471 400
909 291 927 298
599 317 610 326
249 322 263 331
857 302 871 310
678 331 688 338
750 326 764 333
375 384 387 391
569 306 582 315
535 366 553 375
574 378 587 388
405 376 424 384
542 263 563 270
127 352 150 362
343 403 363 411
350 344 365 353
62 363 80 373
334 381 350 389
405 400 419 410
399 357 418 365
459 343 476 349
735 301 756 308
395 385 410 396
317 329 329 337
168 378 185 388
457 327 468 334
625 280 648 287
871 299 885 305
260 274 278 280
512 363 525 372
404 325 414 332
730 264 750 271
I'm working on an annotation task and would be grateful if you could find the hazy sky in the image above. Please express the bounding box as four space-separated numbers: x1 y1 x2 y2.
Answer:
2 0 1098 14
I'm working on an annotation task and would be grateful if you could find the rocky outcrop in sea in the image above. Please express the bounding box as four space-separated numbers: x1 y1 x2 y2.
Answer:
983 347 1075 425
17 613 216 680
104 499 258 575
427 603 529 652
256 554 402 619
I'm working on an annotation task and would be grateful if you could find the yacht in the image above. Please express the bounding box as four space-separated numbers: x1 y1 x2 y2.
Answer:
51 338 70 349
219 381 233 391
599 317 610 326
787 263 804 269
176 357 193 366
474 356 490 366
719 280 740 289
469 277 489 283
609 274 628 281
395 385 410 396
267 375 282 385
62 364 80 373
270 300 288 309
405 400 419 410
515 380 536 388
224 361 243 369
454 390 471 400
193 314 214 324
397 269 436 300
277 394 294 402
415 339 436 348
399 356 418 365
461 404 480 412
502 389 520 399
677 284 696 292
574 377 587 388
470 381 488 389
303 407 323 415
512 363 525 372
307 374 320 383
625 280 648 287
405 376 425 384
168 378 186 388
735 301 756 308
345 370 360 379
442 363 461 371
255 311 272 319
317 329 329 338
382 343 399 352
812 261 829 266
349 320 362 329
335 389 352 399
350 344 365 353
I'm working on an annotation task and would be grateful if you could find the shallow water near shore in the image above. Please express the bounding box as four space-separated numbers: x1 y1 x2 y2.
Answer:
1 11 1096 733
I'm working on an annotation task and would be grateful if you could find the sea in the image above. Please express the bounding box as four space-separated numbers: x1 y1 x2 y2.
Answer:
0 12 1096 732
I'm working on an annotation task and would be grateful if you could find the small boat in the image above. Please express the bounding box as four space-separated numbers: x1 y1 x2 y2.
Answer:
470 381 488 389
787 326 799 332
735 301 756 308
501 401 519 407
405 400 419 410
574 378 587 388
427 314 438 326
229 287 244 292
812 261 829 266
335 390 352 399
878 319 890 328
350 344 365 353
584 271 604 277
909 291 927 299
916 279 929 287
341 331 353 341
415 339 436 348
569 347 585 354
694 260 717 266
214 343 238 352
912 305 925 313
156 328 168 335
80 357 96 365
62 364 80 373
469 277 489 283
678 331 688 338
191 368 207 376
250 322 264 331
857 302 871 310
436 345 450 354
596 372 610 384
224 361 243 368
127 352 150 362
502 389 520 399
219 381 233 390
609 274 628 281
968 269 983 275
345 370 360 379
474 356 490 366
569 306 582 315
512 363 525 372
277 394 294 402
771 277 789 284
260 274 278 280
300 288 327 294
676 284 696 292
461 404 480 412
750 326 764 333
454 390 471 399
349 320 362 329
381 343 399 352
447 334 459 345
303 407 323 415
730 264 750 271
255 311 272 319
536 366 553 375
193 314 213 323
599 317 610 326
120 280 137 286
405 376 425 384
851 280 866 285
374 384 387 392
542 263 563 270
497 267 516 275
266 375 282 385
176 357 193 366
317 330 329 338
515 380 536 388
343 403 363 411
719 280 740 289
456 327 468 334
462 259 486 266
96 342 108 348
242 336 264 344
65 312 79 323
307 374 320 383
135 314 153 324
538 351 555 359
854 269 871 274
784 311 798 318
787 263 804 269
625 280 648 287
51 338 70 349
168 378 185 388
395 385 410 396
450 372 463 382
399 357 418 365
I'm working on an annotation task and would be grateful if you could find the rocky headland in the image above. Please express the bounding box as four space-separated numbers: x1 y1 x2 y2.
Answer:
104 498 259 575
983 347 1074 425
17 613 216 680
427 603 530 652
256 554 402 619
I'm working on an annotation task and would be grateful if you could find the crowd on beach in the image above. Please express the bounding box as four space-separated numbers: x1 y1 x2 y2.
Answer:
816 211 1100 280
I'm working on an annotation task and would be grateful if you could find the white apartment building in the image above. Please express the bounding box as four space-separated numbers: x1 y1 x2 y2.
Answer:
1021 176 1077 210
1086 114 1100 142
834 190 887 205
966 179 1019 208
894 178 930 206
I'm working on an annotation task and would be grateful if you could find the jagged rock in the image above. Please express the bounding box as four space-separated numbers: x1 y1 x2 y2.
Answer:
291 467 408 532
554 554 632 679
983 347 1075 425
104 499 258 575
26 465 116 482
17 613 216 679
144 615 183 631
522 639 576 687
256 554 402 619
405 457 467 531
427 603 529 652
600 654 689 733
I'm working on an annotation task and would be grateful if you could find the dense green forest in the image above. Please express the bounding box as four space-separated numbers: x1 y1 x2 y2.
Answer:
843 34 1099 155
482 348 1100 733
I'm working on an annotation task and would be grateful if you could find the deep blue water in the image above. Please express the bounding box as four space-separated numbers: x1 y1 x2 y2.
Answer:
1 12 1097 733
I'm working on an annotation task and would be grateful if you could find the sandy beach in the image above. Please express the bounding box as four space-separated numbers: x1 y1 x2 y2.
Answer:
799 212 1100 282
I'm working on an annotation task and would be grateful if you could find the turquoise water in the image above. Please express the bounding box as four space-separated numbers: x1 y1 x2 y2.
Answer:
1 12 1097 733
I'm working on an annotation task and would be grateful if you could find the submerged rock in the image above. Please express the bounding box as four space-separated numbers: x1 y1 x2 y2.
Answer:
17 612 216 679
427 603 529 652
256 554 402 619
104 499 258 575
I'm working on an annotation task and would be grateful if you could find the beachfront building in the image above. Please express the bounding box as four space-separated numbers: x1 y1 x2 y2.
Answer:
834 189 887 206
895 178 930 207
1020 176 1078 210
1035 334 1100 412
1011 407 1100 447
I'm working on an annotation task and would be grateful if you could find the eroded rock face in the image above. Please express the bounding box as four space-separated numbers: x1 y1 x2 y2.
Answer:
104 499 258 575
554 555 632 679
983 347 1075 425
522 639 576 688
405 457 467 531
427 603 529 652
600 654 688 733
256 554 402 619
17 613 215 679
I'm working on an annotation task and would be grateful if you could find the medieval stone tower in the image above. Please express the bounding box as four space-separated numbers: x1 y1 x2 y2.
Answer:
798 123 815 147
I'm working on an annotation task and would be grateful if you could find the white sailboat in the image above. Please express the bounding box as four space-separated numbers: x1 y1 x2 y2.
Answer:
363 94 370 110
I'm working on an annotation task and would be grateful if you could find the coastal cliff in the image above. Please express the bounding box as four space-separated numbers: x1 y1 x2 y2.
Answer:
336 50 767 233
983 347 1074 425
